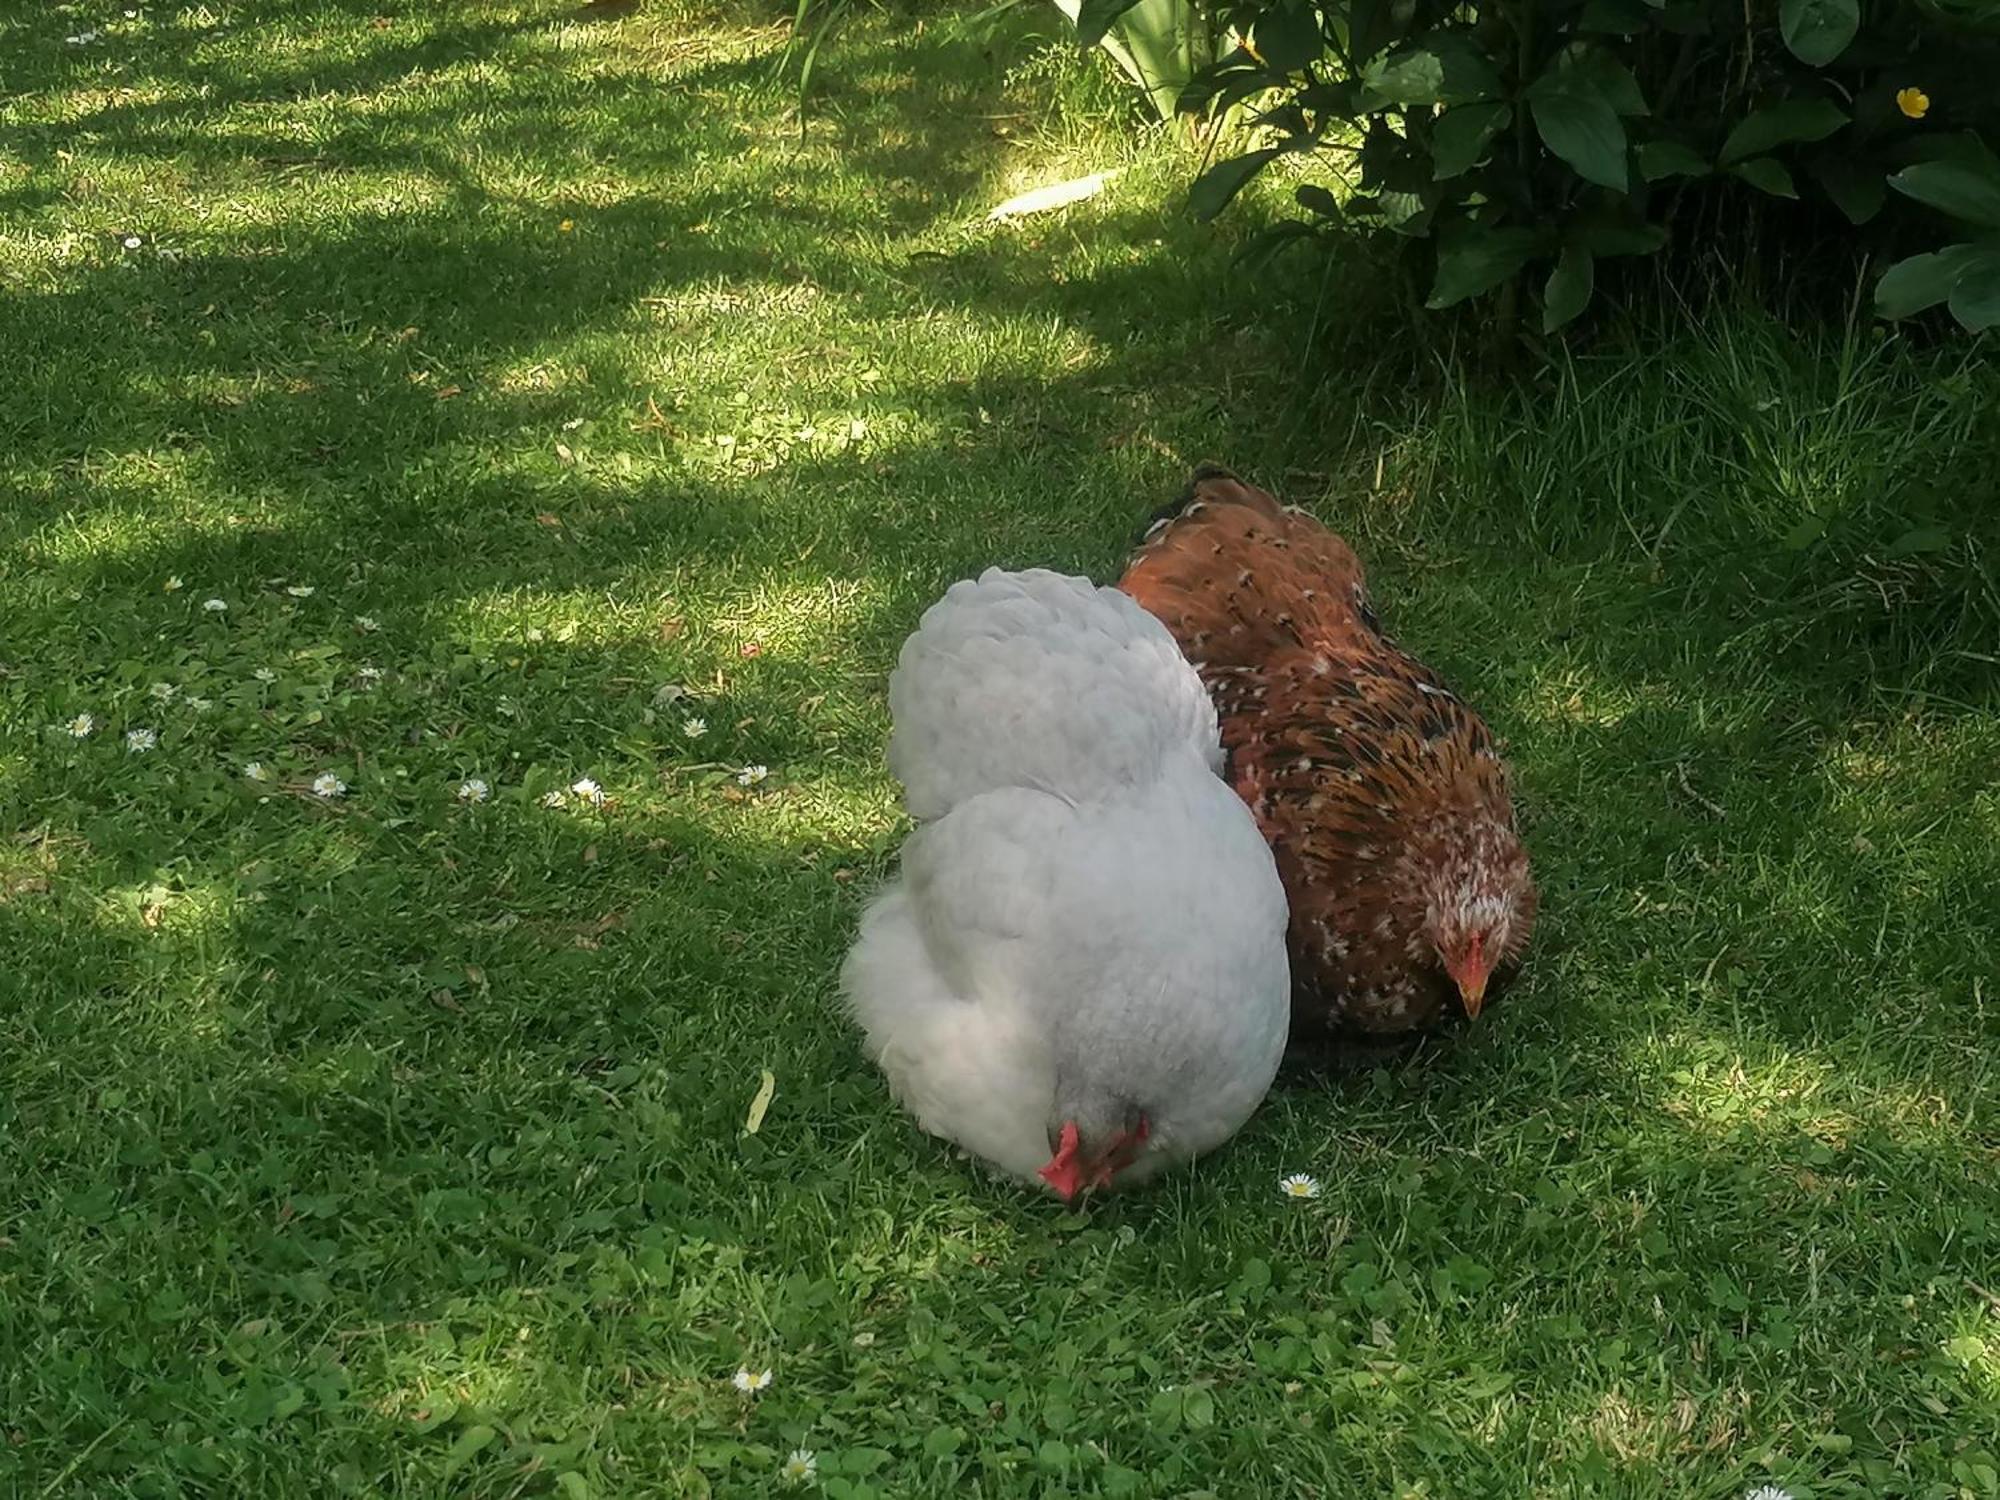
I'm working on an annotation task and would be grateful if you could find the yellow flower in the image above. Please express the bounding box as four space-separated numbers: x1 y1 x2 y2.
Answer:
558 218 575 232
1897 87 1930 120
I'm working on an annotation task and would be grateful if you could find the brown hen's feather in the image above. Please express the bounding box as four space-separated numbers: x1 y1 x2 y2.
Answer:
1119 466 1537 1048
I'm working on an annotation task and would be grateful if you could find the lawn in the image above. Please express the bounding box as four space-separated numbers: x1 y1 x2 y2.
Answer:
2 2 1997 1496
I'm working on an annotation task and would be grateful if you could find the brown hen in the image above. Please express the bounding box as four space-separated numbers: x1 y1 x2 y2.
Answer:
1118 466 1536 1049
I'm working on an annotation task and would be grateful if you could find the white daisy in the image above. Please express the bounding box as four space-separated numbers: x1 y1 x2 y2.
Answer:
538 789 567 809
285 584 315 598
353 615 379 633
149 681 178 701
457 778 490 803
780 1449 817 1486
570 777 605 806
1278 1173 1322 1201
65 713 96 738
355 665 384 689
1744 1488 1794 1500
252 667 277 684
187 696 212 711
243 761 270 782
203 598 228 612
163 576 183 592
526 626 546 643
682 717 707 740
125 727 157 752
122 234 143 250
730 1367 773 1395
311 772 345 798
736 764 769 787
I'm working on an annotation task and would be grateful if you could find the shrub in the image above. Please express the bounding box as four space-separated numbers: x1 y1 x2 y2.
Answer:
1075 0 2000 331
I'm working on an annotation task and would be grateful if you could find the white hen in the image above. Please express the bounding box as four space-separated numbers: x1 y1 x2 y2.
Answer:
841 568 1291 1198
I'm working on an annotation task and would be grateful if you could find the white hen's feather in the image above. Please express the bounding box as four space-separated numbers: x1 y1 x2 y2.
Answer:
843 568 1290 1188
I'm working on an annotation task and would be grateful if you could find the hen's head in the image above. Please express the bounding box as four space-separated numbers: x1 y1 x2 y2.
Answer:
1411 814 1536 1019
1038 1107 1151 1202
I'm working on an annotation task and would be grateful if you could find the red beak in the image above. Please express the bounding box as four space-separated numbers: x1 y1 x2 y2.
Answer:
1455 933 1491 1021
1038 1121 1086 1202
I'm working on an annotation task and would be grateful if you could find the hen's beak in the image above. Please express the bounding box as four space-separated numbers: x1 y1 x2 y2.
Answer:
1456 968 1488 1021
1038 1120 1086 1202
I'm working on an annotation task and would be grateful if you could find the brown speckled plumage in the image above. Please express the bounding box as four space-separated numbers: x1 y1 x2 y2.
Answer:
1119 467 1537 1048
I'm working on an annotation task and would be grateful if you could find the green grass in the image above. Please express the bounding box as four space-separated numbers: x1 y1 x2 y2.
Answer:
3 3 1998 1496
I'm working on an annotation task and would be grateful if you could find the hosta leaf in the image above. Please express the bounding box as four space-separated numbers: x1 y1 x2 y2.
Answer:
1075 0 1148 47
1543 245 1596 331
1810 154 1887 224
1731 157 1798 197
1780 0 1859 64
1638 140 1709 181
1432 102 1511 179
1874 243 1985 317
1427 223 1543 308
1253 0 1324 73
1718 99 1849 165
1188 147 1282 220
1527 84 1630 191
1946 246 2000 328
1889 157 2000 229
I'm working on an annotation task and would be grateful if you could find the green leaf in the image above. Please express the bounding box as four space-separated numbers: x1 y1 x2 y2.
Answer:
1427 223 1543 308
1887 526 1952 557
1075 0 1147 47
441 1426 497 1477
1559 47 1649 115
923 1426 966 1459
1362 37 1502 107
1188 147 1282 220
1432 102 1510 179
1360 47 1443 105
1889 159 2000 230
1780 0 1859 64
1638 141 1709 181
1810 154 1887 224
1527 80 1630 191
1544 246 1596 331
1253 0 1324 73
1731 158 1798 197
1580 0 1652 32
1294 183 1341 218
1946 247 2000 329
1718 99 1849 165
1874 243 1986 317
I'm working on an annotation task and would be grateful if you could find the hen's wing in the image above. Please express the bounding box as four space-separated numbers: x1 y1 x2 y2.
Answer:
1120 465 1374 674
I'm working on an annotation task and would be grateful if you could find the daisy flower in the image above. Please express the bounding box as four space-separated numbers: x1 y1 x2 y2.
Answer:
187 696 212 711
243 761 270 782
1744 1488 1794 1500
149 682 178 701
311 772 346 798
285 584 315 598
122 235 143 250
737 764 769 787
682 717 707 740
780 1449 817 1486
65 713 96 738
355 665 384 689
457 778 490 803
730 1367 773 1395
570 776 605 806
203 598 228 612
353 615 380 633
1278 1173 1322 1201
125 727 157 752
538 789 567 809
252 667 277 684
